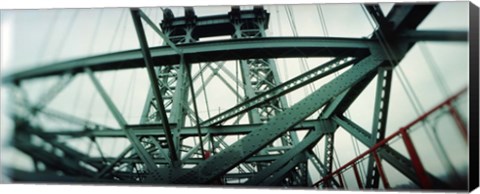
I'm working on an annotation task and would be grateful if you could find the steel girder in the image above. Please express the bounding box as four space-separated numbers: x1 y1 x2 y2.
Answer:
131 9 179 163
243 120 335 186
202 56 359 126
168 46 387 184
2 37 376 82
86 67 159 172
3 32 465 83
135 7 197 162
314 3 456 189
234 14 304 185
364 67 393 188
333 115 449 188
6 169 123 183
35 119 322 138
3 3 470 189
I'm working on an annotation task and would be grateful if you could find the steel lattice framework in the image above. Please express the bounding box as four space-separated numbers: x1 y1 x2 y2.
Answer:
1 3 474 190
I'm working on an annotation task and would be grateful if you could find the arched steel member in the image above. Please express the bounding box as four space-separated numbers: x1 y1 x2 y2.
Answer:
3 3 470 189
3 37 374 82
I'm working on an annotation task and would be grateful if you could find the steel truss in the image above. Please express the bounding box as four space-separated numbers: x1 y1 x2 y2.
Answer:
2 3 471 189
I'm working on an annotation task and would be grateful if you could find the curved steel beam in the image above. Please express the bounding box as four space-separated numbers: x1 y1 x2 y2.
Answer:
3 37 374 82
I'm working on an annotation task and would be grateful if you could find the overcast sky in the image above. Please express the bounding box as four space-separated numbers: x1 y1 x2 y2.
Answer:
0 1 471 188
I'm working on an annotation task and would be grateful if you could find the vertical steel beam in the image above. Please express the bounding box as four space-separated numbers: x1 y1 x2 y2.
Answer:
372 152 390 189
185 57 207 159
365 67 392 188
323 133 335 173
308 147 341 187
337 172 344 188
130 8 178 162
231 9 303 184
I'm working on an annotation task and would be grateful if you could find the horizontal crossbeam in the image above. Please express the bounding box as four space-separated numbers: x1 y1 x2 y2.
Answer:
36 119 322 138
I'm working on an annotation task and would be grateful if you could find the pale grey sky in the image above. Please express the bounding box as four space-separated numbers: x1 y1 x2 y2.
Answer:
0 2 471 188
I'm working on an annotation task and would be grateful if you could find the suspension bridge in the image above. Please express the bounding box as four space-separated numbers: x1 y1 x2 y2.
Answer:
0 2 477 191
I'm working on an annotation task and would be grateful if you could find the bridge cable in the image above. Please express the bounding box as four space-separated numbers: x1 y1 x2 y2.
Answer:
360 5 423 115
199 63 211 119
36 10 61 66
361 4 460 181
418 43 451 97
109 9 130 156
275 6 293 106
315 5 369 183
285 6 316 95
86 9 106 122
53 10 79 62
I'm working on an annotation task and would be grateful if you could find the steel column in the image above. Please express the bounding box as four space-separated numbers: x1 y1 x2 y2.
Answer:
130 9 178 162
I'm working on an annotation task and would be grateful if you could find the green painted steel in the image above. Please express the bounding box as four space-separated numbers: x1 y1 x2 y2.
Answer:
169 48 385 184
4 3 470 188
3 37 373 82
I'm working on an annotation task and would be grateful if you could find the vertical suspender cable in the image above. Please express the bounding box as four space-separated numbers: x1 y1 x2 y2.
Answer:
185 57 206 159
86 9 105 122
361 4 460 181
360 5 423 115
199 63 211 119
418 43 451 97
53 10 79 62
36 10 61 66
275 6 293 106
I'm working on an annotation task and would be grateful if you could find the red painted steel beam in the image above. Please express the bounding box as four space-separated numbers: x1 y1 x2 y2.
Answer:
352 163 363 189
373 152 390 189
400 129 431 189
446 102 468 142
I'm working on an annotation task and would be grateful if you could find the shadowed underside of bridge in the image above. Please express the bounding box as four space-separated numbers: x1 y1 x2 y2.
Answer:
2 2 474 191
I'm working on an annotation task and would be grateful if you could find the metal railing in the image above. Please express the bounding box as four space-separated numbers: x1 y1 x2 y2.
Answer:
313 87 468 189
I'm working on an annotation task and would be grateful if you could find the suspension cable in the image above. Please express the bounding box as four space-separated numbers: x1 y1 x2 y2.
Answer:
152 8 160 45
36 10 61 66
275 6 293 106
101 10 126 126
87 9 104 56
199 63 211 119
85 10 106 122
284 5 319 111
316 5 329 37
53 10 79 62
118 9 129 51
107 9 126 52
418 42 451 97
185 58 206 159
127 71 137 120
360 5 424 116
313 6 367 182
104 9 129 125
360 4 460 180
